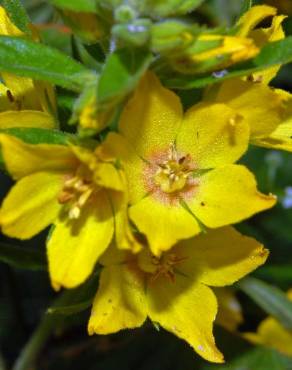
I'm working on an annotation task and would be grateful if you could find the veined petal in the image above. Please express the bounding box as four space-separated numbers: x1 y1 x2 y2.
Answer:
129 195 201 256
176 227 268 287
88 264 147 334
0 171 63 239
176 103 249 169
0 110 56 129
208 79 284 138
188 165 276 228
47 191 114 290
103 133 146 204
147 275 224 363
119 72 183 160
0 134 76 179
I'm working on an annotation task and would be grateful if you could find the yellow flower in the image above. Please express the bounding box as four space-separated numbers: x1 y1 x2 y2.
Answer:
237 5 286 84
0 134 139 290
0 6 56 129
170 34 259 74
214 288 243 332
244 290 292 357
104 72 276 255
88 226 268 363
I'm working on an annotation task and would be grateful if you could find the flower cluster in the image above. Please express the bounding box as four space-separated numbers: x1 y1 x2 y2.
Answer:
0 2 291 364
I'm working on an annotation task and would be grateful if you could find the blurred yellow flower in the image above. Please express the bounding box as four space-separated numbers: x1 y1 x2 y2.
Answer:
105 72 276 255
88 227 268 363
244 290 292 357
0 134 138 290
215 288 243 332
0 6 56 129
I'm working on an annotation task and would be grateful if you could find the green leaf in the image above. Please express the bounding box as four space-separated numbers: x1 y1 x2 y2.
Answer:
98 47 153 108
0 36 94 91
206 347 292 370
238 0 253 18
237 277 292 330
0 242 46 271
47 270 100 316
3 0 31 34
49 0 97 12
0 127 71 145
255 265 292 286
137 0 204 17
163 36 292 89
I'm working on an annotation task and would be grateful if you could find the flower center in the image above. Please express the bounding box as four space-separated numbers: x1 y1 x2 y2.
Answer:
58 166 95 219
154 144 194 193
150 253 187 282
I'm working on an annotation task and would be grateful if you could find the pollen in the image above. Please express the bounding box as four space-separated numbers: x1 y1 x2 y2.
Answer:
154 144 194 194
58 167 95 219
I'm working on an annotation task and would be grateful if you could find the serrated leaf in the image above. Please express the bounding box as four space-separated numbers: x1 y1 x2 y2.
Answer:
98 48 153 109
3 0 31 34
0 242 46 270
49 0 97 12
0 36 94 91
237 277 292 330
163 37 292 89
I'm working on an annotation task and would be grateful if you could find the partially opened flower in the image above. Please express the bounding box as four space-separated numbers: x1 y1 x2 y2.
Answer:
237 5 286 84
88 227 268 363
0 6 56 129
105 72 276 255
0 134 139 289
244 290 292 357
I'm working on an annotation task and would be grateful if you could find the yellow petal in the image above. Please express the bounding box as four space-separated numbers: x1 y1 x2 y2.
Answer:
119 72 183 160
129 195 201 256
0 6 23 36
176 227 268 286
103 132 146 204
147 275 224 363
0 110 56 129
237 5 277 37
88 264 147 334
70 144 124 192
208 79 284 138
214 288 243 332
188 164 276 228
110 191 143 253
252 114 292 151
0 134 76 179
47 191 114 290
176 103 249 168
0 171 63 239
245 317 292 356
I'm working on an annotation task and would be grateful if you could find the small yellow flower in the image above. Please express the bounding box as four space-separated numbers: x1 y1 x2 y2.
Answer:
214 288 243 332
0 134 138 289
237 5 286 84
0 6 56 129
88 227 268 363
244 290 292 357
170 34 259 74
105 72 276 255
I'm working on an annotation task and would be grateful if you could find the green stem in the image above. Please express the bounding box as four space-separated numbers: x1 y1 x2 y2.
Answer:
12 315 55 370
